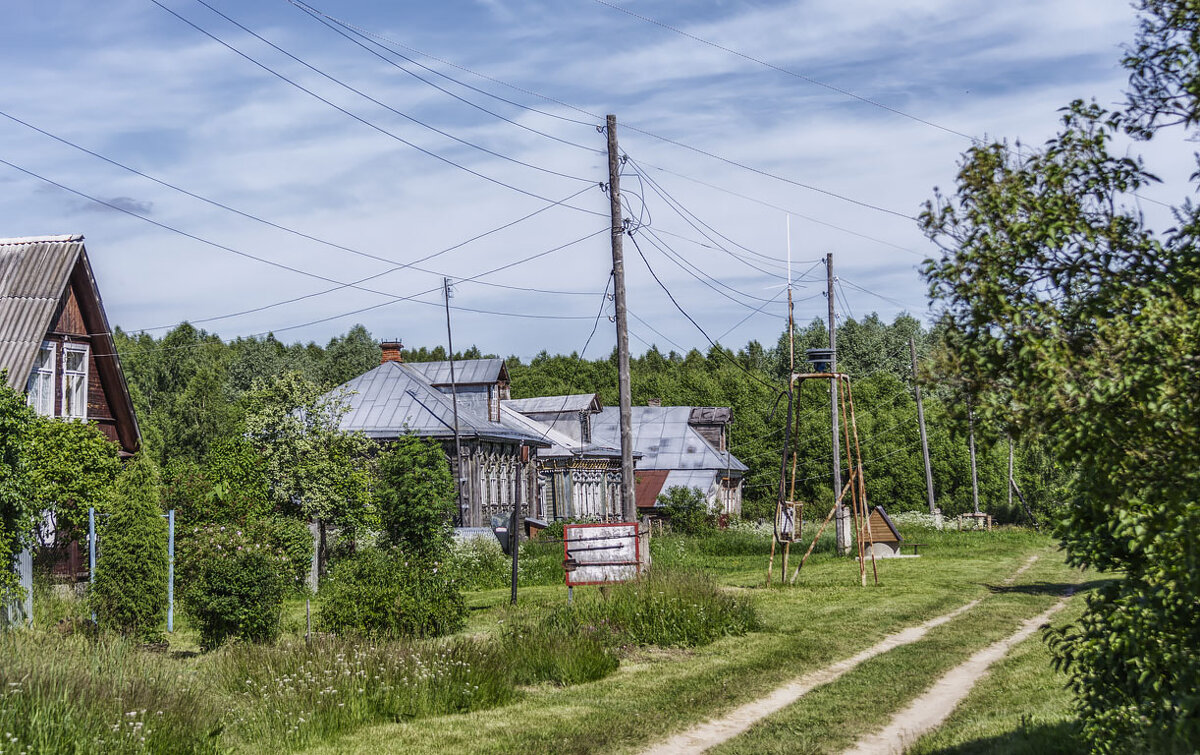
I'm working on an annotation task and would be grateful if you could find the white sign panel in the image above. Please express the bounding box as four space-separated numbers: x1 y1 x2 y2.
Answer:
563 523 640 586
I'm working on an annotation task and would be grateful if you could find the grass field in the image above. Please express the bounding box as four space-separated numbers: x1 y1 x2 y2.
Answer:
4 526 1092 754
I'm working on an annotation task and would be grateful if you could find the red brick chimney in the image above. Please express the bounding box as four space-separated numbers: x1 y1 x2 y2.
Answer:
380 340 404 364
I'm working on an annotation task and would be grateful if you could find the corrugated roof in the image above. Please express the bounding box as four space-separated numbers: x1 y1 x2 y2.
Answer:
331 361 548 446
0 235 84 390
506 394 601 415
407 358 507 386
592 405 748 473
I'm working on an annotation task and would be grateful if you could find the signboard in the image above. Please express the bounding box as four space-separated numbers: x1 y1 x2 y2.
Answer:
563 522 641 586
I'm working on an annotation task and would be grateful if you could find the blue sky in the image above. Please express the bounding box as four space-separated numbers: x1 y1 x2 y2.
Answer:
0 0 1190 359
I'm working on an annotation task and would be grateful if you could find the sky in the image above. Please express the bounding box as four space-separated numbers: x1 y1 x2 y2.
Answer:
0 0 1193 361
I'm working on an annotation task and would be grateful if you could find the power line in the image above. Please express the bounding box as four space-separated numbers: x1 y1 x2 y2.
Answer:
285 0 915 221
150 0 607 215
288 0 601 155
590 0 975 140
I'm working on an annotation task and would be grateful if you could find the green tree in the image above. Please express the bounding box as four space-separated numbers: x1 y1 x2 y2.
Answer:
243 371 373 579
0 380 35 604
23 417 120 539
376 436 456 560
90 455 169 637
920 91 1199 751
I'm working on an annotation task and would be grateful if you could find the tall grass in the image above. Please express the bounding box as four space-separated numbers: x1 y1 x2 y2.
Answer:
0 632 221 754
548 569 760 648
206 636 515 749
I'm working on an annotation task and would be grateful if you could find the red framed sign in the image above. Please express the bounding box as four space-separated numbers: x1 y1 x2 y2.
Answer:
563 522 641 586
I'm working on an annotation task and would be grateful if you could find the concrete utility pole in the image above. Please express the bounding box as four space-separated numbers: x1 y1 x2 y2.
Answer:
607 114 636 521
910 337 936 515
828 254 850 555
444 278 468 526
968 405 980 515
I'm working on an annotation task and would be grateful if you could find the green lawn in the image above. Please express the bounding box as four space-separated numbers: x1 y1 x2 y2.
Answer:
304 528 1090 754
11 527 1092 754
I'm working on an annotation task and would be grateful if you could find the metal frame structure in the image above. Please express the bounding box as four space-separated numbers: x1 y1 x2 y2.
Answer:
767 371 879 587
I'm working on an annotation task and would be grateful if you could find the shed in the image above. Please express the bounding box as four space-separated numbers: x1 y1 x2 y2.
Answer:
866 506 903 558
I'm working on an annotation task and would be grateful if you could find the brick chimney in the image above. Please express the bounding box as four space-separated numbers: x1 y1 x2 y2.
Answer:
380 339 404 364
646 398 662 407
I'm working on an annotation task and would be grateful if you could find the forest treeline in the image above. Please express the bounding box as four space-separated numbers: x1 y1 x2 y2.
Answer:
113 312 1067 523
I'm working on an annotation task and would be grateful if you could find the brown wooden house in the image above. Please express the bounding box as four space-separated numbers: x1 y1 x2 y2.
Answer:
0 235 139 454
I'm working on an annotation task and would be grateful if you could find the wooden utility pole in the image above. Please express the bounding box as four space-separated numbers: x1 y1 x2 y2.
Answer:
828 254 849 555
443 278 468 525
910 338 936 515
607 114 636 521
968 405 980 515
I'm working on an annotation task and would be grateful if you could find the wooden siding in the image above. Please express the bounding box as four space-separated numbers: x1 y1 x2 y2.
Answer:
45 282 120 444
868 509 901 544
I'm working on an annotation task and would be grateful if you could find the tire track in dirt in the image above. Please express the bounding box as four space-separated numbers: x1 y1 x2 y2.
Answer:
843 591 1070 755
639 555 1040 755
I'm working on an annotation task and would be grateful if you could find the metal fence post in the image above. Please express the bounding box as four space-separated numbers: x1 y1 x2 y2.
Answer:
167 509 175 633
89 507 96 623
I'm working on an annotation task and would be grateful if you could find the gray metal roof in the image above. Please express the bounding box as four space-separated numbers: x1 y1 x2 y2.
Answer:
407 358 507 386
506 394 602 415
0 235 85 390
592 405 748 473
331 361 547 446
499 404 622 459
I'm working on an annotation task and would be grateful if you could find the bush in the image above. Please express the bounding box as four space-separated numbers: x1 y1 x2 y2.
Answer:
90 455 168 638
250 516 314 593
184 546 283 650
548 568 759 648
318 548 465 638
376 436 456 560
657 486 710 534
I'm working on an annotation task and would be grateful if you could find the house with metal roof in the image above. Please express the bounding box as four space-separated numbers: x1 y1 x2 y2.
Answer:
591 404 747 516
331 352 551 528
0 235 139 454
504 394 632 521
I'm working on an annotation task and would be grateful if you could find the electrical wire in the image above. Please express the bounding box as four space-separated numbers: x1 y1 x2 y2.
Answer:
150 0 608 216
284 0 916 221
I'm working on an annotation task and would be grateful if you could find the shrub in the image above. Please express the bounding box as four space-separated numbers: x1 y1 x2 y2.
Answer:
0 380 35 605
318 548 465 638
376 436 456 560
657 486 710 534
250 516 314 593
90 455 168 638
184 546 283 650
548 568 759 648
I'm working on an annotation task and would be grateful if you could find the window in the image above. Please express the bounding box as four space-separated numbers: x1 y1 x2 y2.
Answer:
579 411 591 443
26 342 55 416
61 344 89 419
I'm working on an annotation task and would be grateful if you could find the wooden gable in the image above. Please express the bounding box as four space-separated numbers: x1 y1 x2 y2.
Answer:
867 506 903 545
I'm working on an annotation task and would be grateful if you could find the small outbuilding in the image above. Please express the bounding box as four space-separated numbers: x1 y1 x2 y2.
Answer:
866 505 904 558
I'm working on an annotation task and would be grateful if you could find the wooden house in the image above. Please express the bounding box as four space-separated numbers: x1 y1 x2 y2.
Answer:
0 235 139 454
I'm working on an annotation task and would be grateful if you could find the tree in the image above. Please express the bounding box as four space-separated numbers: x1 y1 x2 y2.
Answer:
24 418 121 539
920 90 1199 751
242 371 373 579
376 436 456 560
0 380 35 604
90 455 169 637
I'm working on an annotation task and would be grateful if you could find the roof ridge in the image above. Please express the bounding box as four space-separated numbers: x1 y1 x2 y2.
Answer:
0 234 84 246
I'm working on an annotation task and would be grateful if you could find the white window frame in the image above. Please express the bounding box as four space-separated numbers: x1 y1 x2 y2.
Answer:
26 341 56 417
61 343 89 420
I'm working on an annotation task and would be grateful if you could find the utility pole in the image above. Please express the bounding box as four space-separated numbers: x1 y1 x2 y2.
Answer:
910 337 936 515
828 253 850 555
968 405 980 515
444 278 468 526
607 114 636 522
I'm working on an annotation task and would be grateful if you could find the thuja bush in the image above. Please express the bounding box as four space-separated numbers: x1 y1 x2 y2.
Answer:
318 548 465 638
184 547 283 650
90 455 168 638
548 568 760 648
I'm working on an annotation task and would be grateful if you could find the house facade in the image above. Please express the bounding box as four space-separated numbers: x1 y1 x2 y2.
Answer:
591 403 747 516
504 394 628 521
329 349 549 528
0 235 139 454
